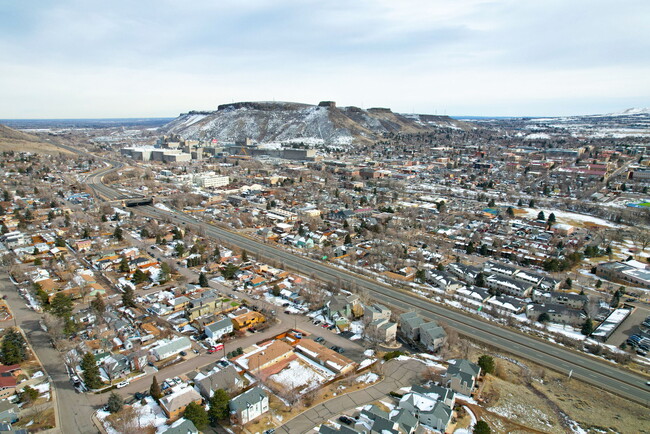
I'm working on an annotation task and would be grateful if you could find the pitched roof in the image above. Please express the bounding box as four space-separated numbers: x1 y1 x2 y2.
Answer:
229 386 267 412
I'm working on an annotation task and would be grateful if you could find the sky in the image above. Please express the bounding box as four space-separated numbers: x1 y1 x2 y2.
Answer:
0 0 649 118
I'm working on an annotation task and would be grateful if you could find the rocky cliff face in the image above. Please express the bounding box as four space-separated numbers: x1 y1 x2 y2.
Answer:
161 101 470 146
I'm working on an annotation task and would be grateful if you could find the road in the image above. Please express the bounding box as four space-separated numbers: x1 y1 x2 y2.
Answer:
0 270 97 434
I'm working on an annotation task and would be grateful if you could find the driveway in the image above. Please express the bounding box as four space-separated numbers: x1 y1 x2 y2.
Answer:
276 358 425 434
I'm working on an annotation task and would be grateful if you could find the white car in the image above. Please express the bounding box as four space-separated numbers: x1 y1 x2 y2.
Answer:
116 380 130 389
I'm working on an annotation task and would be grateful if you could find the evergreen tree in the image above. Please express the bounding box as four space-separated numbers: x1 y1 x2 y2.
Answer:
581 318 594 336
529 199 535 208
241 250 248 262
1 329 27 365
538 312 550 323
119 256 129 273
537 211 545 221
565 277 572 288
208 389 230 423
547 213 556 224
475 272 485 288
160 262 171 283
465 241 475 254
344 233 352 245
213 246 221 260
221 263 239 280
18 386 39 405
477 355 495 375
113 226 123 241
107 391 124 413
199 272 209 288
150 376 163 402
122 287 136 308
415 269 426 283
81 352 102 389
91 294 106 315
517 199 523 207
506 206 514 217
132 269 149 285
49 293 73 318
184 402 208 429
473 420 491 434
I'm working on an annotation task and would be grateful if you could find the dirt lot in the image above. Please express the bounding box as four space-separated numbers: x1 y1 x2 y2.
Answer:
473 349 650 433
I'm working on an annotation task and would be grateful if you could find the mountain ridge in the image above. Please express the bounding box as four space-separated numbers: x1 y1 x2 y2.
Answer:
161 101 471 145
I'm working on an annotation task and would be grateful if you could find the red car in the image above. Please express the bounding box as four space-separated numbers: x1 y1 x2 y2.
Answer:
207 347 217 354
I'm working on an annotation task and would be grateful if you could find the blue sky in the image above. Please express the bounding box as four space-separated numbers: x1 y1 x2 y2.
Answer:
1 0 648 118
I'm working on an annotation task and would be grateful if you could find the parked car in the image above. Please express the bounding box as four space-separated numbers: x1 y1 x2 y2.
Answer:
134 392 147 400
116 380 129 389
314 337 325 343
180 351 187 356
339 416 354 425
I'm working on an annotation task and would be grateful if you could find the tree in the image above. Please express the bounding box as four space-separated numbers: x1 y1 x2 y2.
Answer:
18 385 39 405
477 355 495 375
415 269 426 283
465 241 475 254
150 376 163 402
565 277 572 288
344 233 352 245
473 420 491 434
208 389 230 423
517 199 523 207
475 272 485 288
119 256 129 273
160 262 171 283
595 280 602 289
81 352 102 389
547 212 556 225
122 287 136 308
183 402 208 429
113 226 123 241
49 293 73 318
241 250 248 262
528 199 535 208
1 329 27 365
537 211 545 221
107 391 124 413
581 318 594 336
506 206 514 217
199 272 209 288
91 294 106 315
221 263 239 280
131 269 149 285
213 246 221 260
174 243 185 257
538 312 550 323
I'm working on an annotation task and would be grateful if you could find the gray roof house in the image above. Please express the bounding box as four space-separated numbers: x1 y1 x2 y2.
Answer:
444 359 481 396
419 321 447 352
399 312 425 341
193 364 243 398
205 317 234 340
229 386 269 425
159 418 199 434
363 304 391 324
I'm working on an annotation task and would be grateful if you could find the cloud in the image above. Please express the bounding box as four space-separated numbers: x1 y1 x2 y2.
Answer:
0 0 648 117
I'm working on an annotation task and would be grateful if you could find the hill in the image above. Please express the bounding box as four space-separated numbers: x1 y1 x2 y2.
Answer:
0 124 73 155
161 101 471 146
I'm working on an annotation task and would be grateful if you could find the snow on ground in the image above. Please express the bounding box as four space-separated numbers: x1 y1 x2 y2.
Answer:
154 203 172 212
363 349 375 357
31 371 44 379
358 358 377 369
32 382 50 395
268 359 328 392
519 208 618 228
356 373 379 384
97 397 168 433
545 323 586 341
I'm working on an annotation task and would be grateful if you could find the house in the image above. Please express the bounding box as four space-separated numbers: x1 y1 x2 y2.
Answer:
151 337 192 361
229 309 265 330
486 274 533 298
366 319 397 343
0 365 22 378
193 364 243 398
425 270 464 292
526 303 586 326
419 321 446 352
363 304 391 324
205 317 234 340
294 339 357 374
229 386 269 425
399 312 425 341
532 290 588 309
159 418 199 434
159 386 203 420
444 359 481 396
447 262 481 284
0 376 16 400
399 385 454 431
0 401 19 424
235 340 294 374
324 294 362 320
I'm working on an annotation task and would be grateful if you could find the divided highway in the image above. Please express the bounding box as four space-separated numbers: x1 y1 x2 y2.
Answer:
86 158 650 406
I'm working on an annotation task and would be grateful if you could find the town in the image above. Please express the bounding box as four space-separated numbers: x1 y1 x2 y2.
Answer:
0 103 649 434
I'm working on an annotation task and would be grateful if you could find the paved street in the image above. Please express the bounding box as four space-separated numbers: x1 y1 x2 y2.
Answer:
277 359 425 434
0 270 97 434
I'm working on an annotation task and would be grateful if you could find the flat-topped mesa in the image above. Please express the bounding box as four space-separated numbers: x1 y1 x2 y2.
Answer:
217 101 312 111
318 101 336 108
367 107 393 113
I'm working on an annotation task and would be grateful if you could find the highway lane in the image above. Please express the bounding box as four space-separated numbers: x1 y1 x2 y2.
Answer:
136 205 650 405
